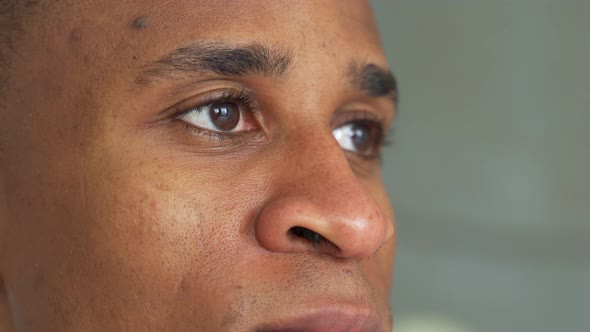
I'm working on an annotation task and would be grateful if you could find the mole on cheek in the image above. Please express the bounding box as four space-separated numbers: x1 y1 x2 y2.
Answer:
69 27 83 44
150 199 159 212
32 268 45 290
131 16 149 30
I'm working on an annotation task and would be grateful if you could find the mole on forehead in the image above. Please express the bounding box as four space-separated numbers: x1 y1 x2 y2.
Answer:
131 16 149 30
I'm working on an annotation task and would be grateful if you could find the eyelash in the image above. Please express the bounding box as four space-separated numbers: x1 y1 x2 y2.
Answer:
175 87 258 141
378 127 395 161
173 88 393 158
176 88 257 117
333 110 393 160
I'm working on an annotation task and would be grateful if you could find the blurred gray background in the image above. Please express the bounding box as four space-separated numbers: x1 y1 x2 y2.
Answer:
371 1 590 331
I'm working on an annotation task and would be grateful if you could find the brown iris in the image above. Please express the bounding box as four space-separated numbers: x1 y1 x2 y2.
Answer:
350 122 373 154
209 102 240 131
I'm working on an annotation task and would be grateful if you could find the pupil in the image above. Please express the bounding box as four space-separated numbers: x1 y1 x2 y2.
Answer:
209 103 240 131
351 124 371 152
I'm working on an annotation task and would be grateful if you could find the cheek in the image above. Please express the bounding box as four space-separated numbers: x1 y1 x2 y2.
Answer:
85 175 214 286
74 153 262 325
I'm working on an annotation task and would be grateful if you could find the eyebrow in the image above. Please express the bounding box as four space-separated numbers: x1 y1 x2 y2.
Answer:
136 42 398 104
349 62 398 104
136 42 293 85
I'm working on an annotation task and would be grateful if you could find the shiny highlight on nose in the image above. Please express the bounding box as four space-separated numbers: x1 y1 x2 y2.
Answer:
254 194 393 259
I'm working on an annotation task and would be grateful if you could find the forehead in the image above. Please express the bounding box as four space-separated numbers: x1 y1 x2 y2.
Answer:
10 0 390 129
41 0 385 71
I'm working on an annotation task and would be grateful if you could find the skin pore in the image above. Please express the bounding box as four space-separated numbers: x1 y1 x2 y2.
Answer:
0 1 397 331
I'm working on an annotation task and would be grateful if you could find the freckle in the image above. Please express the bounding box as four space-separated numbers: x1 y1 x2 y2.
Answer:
69 27 82 44
33 269 44 289
82 55 90 65
24 0 37 8
178 276 191 293
131 16 149 30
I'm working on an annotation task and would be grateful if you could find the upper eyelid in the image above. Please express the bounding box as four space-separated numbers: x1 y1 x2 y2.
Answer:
167 86 389 132
330 108 386 130
173 87 258 118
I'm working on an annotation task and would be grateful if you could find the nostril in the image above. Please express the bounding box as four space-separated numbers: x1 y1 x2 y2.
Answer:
289 226 325 244
288 227 341 255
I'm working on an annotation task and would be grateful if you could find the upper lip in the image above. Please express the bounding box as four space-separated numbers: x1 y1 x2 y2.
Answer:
253 306 383 332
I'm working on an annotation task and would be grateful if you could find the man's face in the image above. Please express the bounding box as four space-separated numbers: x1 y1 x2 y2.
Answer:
0 1 396 330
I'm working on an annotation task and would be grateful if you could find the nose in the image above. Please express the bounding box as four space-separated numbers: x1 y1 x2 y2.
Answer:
254 139 394 259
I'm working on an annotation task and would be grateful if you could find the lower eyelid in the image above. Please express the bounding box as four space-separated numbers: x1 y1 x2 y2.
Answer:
180 121 244 142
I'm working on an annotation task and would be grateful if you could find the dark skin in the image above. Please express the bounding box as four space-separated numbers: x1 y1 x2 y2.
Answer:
0 1 397 331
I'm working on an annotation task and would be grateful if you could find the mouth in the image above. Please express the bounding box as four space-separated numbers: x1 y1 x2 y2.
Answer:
254 307 383 332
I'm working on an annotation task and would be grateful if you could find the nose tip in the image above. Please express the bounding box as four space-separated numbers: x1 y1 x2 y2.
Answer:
254 195 394 259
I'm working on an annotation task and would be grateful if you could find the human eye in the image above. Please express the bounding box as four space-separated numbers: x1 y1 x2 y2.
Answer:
176 88 258 135
332 112 388 160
